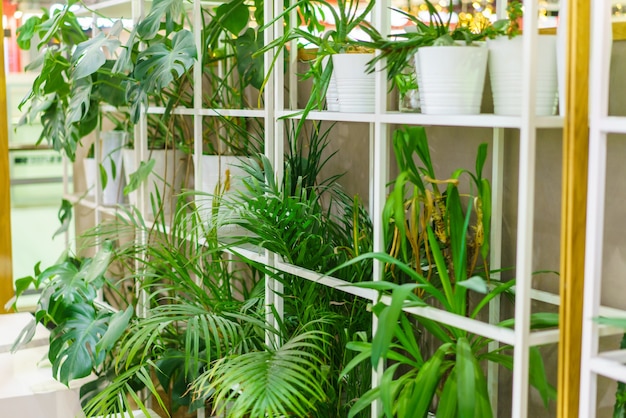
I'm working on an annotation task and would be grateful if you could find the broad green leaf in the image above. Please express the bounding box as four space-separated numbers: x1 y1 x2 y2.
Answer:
96 305 133 355
82 241 113 283
124 158 156 195
11 318 37 353
456 337 476 418
16 15 41 50
66 77 92 126
49 303 110 385
137 0 185 39
529 346 556 408
499 312 559 329
214 0 250 36
596 316 626 329
71 30 121 79
134 29 196 94
52 199 73 238
380 363 402 418
457 276 488 294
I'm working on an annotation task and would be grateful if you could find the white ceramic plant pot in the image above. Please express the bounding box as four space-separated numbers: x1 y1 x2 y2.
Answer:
331 53 375 113
100 130 126 205
488 35 558 116
122 148 188 221
327 74 340 112
416 43 488 115
196 155 251 236
82 158 96 197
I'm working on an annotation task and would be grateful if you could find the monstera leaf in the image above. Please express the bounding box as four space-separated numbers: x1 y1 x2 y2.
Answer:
49 303 112 385
134 29 196 94
137 0 186 39
66 76 92 126
71 20 123 80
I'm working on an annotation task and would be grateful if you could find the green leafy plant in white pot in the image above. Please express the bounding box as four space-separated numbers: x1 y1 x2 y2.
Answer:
362 0 490 115
485 0 559 116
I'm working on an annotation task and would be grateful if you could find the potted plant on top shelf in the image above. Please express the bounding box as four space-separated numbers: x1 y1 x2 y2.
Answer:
259 0 376 117
483 0 560 116
359 0 491 115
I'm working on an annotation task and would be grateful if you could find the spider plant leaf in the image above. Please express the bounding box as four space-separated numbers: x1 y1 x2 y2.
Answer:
436 369 457 417
456 337 476 418
381 362 402 418
406 343 452 415
471 278 516 319
529 346 557 408
371 283 420 368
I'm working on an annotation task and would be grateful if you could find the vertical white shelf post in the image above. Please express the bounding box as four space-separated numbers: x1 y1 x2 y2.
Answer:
579 1 612 417
512 0 540 416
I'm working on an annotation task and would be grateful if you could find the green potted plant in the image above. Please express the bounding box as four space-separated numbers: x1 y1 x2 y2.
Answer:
328 126 557 417
16 6 129 162
361 0 489 115
485 0 560 116
260 0 375 116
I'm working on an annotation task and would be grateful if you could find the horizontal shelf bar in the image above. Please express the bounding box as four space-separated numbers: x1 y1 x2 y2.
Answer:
599 349 626 363
276 110 564 129
272 260 556 347
589 356 626 382
597 116 626 134
197 109 266 118
144 107 266 118
63 193 97 209
274 259 379 301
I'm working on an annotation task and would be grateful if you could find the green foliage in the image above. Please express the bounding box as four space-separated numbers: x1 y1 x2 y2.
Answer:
330 128 557 416
16 9 127 161
12 242 132 386
193 327 330 418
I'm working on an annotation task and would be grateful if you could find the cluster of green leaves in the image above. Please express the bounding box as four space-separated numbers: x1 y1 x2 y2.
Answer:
214 121 373 416
11 241 133 386
16 6 127 161
326 126 557 417
258 0 375 133
384 126 491 287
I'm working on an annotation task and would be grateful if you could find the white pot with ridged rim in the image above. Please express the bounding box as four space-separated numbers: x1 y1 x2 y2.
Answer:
122 148 189 221
487 35 558 116
194 154 252 236
415 42 488 115
331 52 375 113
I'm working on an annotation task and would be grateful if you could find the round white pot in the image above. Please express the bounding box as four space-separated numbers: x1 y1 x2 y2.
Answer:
100 130 126 205
122 148 189 221
488 35 558 116
82 158 96 197
331 53 375 113
196 155 251 236
416 43 488 115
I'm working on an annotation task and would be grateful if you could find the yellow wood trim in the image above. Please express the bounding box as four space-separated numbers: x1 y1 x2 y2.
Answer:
613 21 626 41
557 1 590 417
0 0 13 313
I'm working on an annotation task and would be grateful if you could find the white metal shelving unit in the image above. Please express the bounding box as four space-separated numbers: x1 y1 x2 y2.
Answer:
64 0 572 416
579 2 626 417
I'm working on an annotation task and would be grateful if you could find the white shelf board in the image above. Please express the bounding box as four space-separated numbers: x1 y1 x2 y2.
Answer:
276 110 564 129
0 313 49 354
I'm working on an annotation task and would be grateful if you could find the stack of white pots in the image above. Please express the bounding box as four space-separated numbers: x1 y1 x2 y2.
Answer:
331 53 376 113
